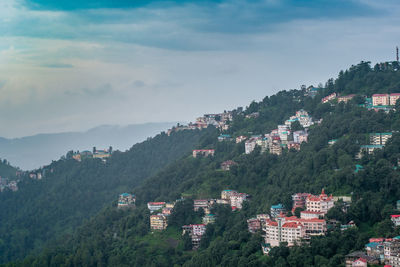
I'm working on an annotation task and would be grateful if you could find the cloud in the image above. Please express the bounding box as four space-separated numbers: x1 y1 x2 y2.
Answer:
40 63 73 68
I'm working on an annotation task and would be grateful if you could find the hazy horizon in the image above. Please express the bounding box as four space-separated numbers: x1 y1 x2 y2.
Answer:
2 0 400 137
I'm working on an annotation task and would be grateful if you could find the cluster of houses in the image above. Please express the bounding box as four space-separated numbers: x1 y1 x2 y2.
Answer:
72 148 112 162
245 189 351 254
0 176 18 192
345 236 400 267
239 110 312 156
148 201 176 230
357 132 393 158
117 193 136 209
321 92 400 113
167 111 234 136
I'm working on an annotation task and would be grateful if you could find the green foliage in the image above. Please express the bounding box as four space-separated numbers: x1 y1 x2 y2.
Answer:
4 61 400 266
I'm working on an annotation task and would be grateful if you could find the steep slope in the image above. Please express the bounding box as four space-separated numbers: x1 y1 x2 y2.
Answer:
0 128 209 263
0 122 179 170
5 61 400 267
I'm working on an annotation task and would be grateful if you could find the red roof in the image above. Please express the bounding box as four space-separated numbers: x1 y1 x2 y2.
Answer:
391 215 400 218
148 202 166 205
282 222 301 228
355 257 367 263
390 93 400 96
372 94 389 97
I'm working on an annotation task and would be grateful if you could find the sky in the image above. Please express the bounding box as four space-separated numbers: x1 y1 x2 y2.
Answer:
1 0 400 138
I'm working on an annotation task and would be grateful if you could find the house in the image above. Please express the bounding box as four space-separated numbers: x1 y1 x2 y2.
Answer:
245 112 259 119
218 134 232 142
365 242 384 258
292 193 310 212
230 192 249 209
182 224 207 249
372 94 390 106
328 139 338 146
117 193 136 208
287 141 301 151
269 142 282 155
391 215 400 226
147 202 166 213
202 214 216 225
390 93 400 106
293 130 308 143
193 199 210 212
150 214 168 230
345 252 379 267
221 189 237 200
338 94 356 103
270 204 285 218
221 160 238 171
93 149 111 159
305 189 334 215
357 145 384 158
322 93 337 103
192 149 215 158
162 207 173 216
352 258 367 267
247 218 262 233
236 135 247 143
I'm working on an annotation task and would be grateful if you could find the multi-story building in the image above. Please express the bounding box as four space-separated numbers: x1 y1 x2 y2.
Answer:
384 239 400 263
263 216 326 247
245 139 257 154
118 193 136 208
370 132 393 145
192 149 215 158
390 93 400 106
270 204 285 218
93 149 111 159
182 224 207 249
150 214 168 230
292 193 310 211
306 189 334 215
293 130 308 143
221 189 237 200
372 94 390 106
269 142 282 155
193 199 210 212
230 192 249 209
147 202 166 213
247 218 262 233
218 134 232 142
162 207 173 216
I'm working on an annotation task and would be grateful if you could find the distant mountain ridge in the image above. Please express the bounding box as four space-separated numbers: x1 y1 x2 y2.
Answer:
0 122 180 170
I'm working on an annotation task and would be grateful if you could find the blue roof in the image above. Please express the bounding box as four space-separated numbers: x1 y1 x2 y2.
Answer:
120 193 132 197
271 204 284 209
219 134 231 138
394 236 400 240
365 242 381 248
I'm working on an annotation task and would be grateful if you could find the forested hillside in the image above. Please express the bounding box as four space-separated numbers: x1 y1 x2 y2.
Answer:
4 61 400 267
0 159 18 179
0 129 209 263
